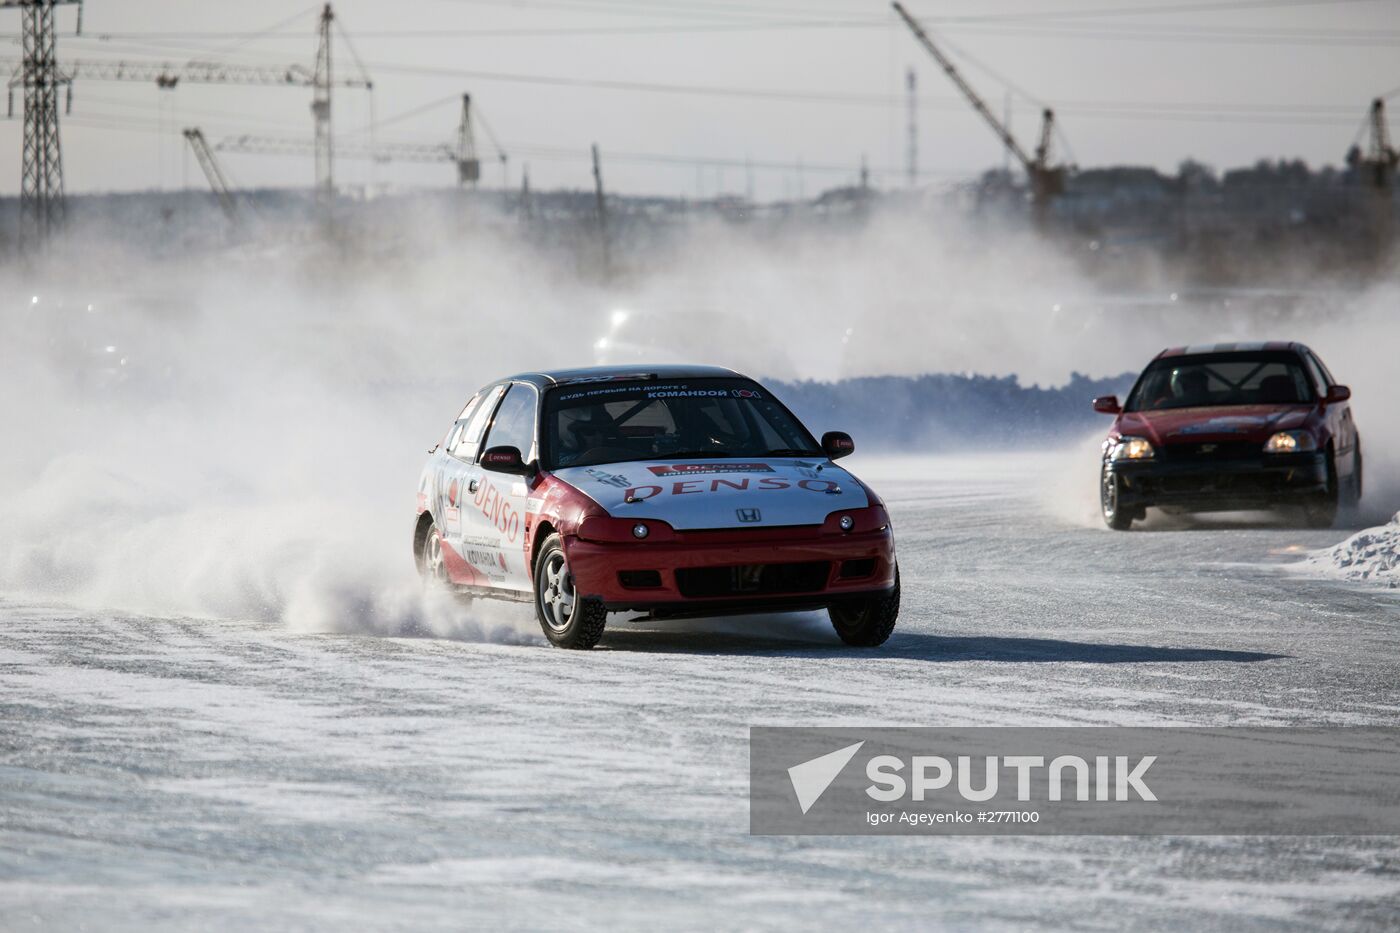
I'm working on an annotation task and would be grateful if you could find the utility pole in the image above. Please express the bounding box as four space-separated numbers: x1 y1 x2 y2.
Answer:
905 67 916 187
860 154 870 192
4 0 81 247
591 143 610 279
312 3 333 201
456 93 480 187
519 163 531 222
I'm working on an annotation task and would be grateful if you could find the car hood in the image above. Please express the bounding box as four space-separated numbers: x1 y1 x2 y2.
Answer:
550 458 869 530
1117 405 1311 445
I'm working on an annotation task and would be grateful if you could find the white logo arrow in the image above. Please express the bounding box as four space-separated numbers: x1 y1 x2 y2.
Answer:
787 741 865 814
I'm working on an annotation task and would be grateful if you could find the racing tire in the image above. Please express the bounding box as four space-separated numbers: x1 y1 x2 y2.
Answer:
419 519 452 588
533 534 607 649
1347 443 1363 507
1303 451 1339 529
829 569 900 648
1100 464 1135 531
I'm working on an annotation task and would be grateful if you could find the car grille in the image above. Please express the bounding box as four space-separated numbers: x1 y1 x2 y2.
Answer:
675 561 831 598
1159 441 1261 463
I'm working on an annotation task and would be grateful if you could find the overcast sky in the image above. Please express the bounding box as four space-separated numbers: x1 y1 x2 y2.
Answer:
1 0 1396 200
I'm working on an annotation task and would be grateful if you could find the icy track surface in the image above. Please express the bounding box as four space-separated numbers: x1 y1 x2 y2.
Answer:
3 455 1399 932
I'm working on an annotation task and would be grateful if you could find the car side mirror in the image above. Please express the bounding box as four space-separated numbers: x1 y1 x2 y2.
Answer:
1092 395 1121 414
1325 385 1351 403
481 445 531 475
821 431 855 460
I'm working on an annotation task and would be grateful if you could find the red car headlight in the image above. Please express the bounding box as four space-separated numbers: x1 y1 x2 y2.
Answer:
822 505 891 535
576 515 677 543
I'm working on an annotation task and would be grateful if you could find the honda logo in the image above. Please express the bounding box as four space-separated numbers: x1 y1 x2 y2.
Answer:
736 508 762 523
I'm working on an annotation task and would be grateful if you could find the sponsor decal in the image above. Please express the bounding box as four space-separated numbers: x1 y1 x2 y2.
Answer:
1173 416 1269 436
557 382 768 402
623 476 841 500
647 462 774 477
474 478 522 544
585 468 633 488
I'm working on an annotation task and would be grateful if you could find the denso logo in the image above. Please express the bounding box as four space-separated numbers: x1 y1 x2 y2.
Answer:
623 477 840 499
474 478 521 543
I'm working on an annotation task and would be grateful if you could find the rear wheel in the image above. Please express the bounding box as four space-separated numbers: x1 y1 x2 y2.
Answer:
829 569 900 647
1100 464 1136 531
419 520 451 587
534 534 607 649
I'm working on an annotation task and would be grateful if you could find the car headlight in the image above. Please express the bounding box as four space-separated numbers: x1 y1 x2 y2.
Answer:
1111 437 1155 461
1264 430 1317 454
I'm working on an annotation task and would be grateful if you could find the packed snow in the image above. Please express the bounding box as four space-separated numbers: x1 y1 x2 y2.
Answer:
3 455 1399 931
1297 513 1400 589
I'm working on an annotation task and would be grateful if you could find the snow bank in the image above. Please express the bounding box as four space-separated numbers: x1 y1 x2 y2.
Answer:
1300 515 1400 589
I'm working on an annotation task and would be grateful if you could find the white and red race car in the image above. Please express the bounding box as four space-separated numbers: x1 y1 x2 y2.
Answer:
413 365 899 649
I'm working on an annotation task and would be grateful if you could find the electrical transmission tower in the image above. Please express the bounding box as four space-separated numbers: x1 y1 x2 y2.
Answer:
3 0 81 246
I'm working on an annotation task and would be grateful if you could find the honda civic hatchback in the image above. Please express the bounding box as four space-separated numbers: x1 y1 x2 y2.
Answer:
1092 342 1361 529
413 365 899 649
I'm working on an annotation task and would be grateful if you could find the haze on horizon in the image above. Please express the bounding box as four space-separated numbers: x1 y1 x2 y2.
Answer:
0 0 1395 201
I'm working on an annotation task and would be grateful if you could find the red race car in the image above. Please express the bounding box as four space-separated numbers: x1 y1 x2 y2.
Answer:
1092 342 1361 530
414 366 899 649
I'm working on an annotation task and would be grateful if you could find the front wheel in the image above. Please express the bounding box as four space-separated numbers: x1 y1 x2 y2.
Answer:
1302 451 1339 529
533 534 607 649
829 569 900 647
1100 464 1135 530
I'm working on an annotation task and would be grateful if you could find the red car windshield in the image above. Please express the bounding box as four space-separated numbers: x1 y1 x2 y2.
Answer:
1125 353 1317 412
542 378 821 469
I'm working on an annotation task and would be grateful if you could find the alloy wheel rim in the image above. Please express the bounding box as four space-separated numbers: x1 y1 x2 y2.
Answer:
539 551 576 632
425 533 448 584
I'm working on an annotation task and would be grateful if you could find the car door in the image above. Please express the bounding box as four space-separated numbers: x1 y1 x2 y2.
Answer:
472 382 540 593
443 383 505 588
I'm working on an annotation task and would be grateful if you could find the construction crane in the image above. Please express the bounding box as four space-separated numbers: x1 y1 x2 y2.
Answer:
183 127 237 221
2 0 83 247
1347 98 1397 191
2 5 371 200
891 1 1065 216
0 57 369 89
216 91 506 190
217 133 452 165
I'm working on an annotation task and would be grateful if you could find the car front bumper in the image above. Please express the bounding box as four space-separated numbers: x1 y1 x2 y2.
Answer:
1109 451 1328 511
565 524 897 616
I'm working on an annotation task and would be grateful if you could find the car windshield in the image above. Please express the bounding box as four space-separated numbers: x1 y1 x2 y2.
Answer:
1125 353 1316 412
542 378 821 468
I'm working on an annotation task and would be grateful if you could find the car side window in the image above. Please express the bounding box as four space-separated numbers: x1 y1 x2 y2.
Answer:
1300 353 1328 395
452 385 505 461
1308 351 1337 389
442 394 481 452
481 384 539 460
